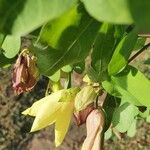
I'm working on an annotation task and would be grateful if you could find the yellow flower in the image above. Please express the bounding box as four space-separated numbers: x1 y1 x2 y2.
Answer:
22 87 80 147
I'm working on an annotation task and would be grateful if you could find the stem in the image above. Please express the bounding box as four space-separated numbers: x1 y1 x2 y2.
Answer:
128 43 150 63
138 33 150 37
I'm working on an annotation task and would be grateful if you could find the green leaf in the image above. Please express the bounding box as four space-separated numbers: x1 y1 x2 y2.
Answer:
112 102 139 133
0 0 76 35
139 108 150 118
61 65 72 73
103 95 118 131
73 61 85 74
103 66 150 106
146 115 150 123
108 28 138 75
2 35 21 58
128 0 150 32
127 119 137 137
81 0 133 24
0 52 15 68
49 70 60 82
133 37 146 51
91 23 116 81
104 127 112 140
35 5 100 76
0 33 5 46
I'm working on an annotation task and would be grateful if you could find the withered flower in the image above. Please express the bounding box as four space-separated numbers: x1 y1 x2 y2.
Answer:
12 49 39 94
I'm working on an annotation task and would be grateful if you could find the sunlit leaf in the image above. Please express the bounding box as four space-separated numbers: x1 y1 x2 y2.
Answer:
2 35 21 58
81 0 133 24
49 70 61 82
0 0 76 35
91 23 116 81
35 4 100 76
127 119 137 137
112 102 139 132
103 66 150 106
108 28 138 75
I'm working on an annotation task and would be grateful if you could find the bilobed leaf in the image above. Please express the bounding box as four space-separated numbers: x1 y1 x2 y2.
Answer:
2 35 21 58
0 53 15 68
112 102 139 133
103 66 150 106
104 128 112 140
133 37 146 51
91 23 116 81
139 108 150 118
127 119 137 137
146 115 150 123
128 0 150 32
35 5 100 76
81 0 133 24
108 29 138 75
61 65 72 73
0 33 5 46
49 70 61 82
73 61 85 74
103 95 118 131
0 0 76 35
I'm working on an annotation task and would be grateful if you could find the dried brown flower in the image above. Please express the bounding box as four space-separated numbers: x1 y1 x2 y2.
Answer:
12 49 39 94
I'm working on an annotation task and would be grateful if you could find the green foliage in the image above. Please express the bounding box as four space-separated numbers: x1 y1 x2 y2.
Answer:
35 4 100 76
112 102 139 133
82 0 150 31
91 23 116 81
102 66 150 106
81 0 133 24
129 0 150 32
0 0 150 147
0 0 76 35
2 35 21 58
127 119 137 137
108 28 138 75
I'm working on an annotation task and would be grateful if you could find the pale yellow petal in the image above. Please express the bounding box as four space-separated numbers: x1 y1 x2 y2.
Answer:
22 99 45 116
30 90 64 132
55 102 74 147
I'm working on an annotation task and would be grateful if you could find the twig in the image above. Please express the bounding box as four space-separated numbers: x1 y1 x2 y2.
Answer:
138 34 150 38
128 43 150 63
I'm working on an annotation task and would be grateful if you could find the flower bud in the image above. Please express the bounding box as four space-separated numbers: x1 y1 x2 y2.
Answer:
12 49 39 94
74 86 97 111
74 104 95 126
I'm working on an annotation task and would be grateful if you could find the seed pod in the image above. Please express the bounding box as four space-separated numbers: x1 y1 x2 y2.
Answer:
12 49 39 94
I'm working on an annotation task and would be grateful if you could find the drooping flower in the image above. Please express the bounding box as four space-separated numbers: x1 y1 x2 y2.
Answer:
82 109 105 150
22 87 80 147
12 49 39 94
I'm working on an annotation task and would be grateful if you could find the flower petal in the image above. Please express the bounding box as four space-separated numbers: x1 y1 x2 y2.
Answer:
55 101 74 147
24 90 64 131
